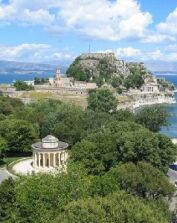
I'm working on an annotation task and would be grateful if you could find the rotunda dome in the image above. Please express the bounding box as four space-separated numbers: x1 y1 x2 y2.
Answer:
42 135 59 149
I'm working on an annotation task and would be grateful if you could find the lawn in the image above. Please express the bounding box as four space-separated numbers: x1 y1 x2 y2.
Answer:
0 156 24 168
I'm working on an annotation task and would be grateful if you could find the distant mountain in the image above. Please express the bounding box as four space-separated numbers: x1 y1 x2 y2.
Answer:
0 60 67 74
145 61 177 73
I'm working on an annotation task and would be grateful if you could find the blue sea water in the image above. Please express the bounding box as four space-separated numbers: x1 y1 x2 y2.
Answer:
0 71 53 84
155 73 177 138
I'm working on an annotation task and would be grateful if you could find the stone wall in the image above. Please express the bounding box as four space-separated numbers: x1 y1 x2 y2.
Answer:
80 53 115 61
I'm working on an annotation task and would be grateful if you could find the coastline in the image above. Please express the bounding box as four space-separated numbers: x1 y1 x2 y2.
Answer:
118 92 176 112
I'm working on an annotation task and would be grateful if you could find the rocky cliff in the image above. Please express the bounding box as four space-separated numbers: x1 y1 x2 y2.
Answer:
66 53 150 90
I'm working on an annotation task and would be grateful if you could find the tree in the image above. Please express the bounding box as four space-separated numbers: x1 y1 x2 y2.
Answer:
124 73 144 89
88 89 118 113
66 57 91 81
54 191 169 223
116 128 177 173
34 77 48 85
72 129 117 175
108 162 175 200
41 102 85 145
0 119 39 153
156 134 177 173
14 163 90 223
113 109 135 122
0 96 23 115
0 137 7 162
111 77 122 88
135 105 170 132
0 178 16 222
14 80 34 91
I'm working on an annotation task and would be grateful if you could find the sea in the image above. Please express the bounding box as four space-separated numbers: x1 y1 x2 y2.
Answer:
0 72 177 138
155 73 177 138
0 71 53 84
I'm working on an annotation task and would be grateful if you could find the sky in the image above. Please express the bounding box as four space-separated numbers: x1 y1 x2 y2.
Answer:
0 0 177 65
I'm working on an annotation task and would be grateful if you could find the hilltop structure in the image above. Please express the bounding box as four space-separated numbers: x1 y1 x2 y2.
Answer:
67 52 131 82
47 68 97 92
1 52 176 110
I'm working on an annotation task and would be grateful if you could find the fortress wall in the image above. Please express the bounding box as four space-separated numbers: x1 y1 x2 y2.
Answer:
80 53 115 60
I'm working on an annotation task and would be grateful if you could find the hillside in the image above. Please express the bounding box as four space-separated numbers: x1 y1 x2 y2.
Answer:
66 53 151 91
0 60 66 74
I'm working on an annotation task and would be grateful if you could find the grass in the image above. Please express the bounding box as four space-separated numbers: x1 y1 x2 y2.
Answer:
21 91 88 108
0 156 24 168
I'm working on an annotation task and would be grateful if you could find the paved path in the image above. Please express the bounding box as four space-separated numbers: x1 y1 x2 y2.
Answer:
0 169 11 183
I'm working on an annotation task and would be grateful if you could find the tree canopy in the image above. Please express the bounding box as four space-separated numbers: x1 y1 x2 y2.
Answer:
135 105 170 132
88 89 118 113
14 80 34 91
0 95 175 222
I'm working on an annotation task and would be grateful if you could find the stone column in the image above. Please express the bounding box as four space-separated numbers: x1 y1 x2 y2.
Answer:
48 153 50 167
53 153 56 167
64 152 65 164
59 152 61 166
36 153 38 167
43 153 45 168
40 153 42 168
34 152 37 167
38 153 40 167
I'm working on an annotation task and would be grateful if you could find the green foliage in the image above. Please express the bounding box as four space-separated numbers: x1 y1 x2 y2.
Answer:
88 174 119 197
0 178 16 222
72 130 117 175
88 89 118 113
158 78 175 91
14 80 34 91
124 73 144 89
0 119 39 153
0 95 175 222
54 191 169 223
97 59 117 82
0 162 173 223
14 164 90 223
0 137 7 161
111 76 122 88
108 162 175 199
135 105 170 132
40 102 85 145
0 96 23 115
66 57 91 81
34 77 48 85
116 127 176 173
113 109 135 122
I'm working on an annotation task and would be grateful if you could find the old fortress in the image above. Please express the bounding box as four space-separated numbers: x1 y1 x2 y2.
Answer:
1 52 176 109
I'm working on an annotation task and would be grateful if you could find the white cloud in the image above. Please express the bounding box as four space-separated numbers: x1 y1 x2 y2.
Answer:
103 47 177 62
0 1 176 45
142 34 175 43
22 9 55 26
157 8 177 35
57 0 152 41
0 44 73 63
116 47 141 57
0 0 152 41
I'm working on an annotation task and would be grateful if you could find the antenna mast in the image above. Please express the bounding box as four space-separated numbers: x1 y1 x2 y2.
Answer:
89 43 91 54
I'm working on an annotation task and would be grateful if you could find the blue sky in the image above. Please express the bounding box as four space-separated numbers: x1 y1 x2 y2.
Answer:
0 0 177 65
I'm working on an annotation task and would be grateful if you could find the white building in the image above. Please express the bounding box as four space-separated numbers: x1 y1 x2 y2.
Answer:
49 69 97 90
32 135 69 170
141 76 159 93
24 80 35 86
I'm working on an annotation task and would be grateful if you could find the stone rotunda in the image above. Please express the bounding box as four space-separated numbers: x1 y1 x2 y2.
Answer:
32 135 69 169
